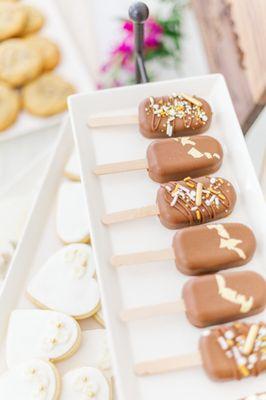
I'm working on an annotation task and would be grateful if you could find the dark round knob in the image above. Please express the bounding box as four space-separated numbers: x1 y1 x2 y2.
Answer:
129 2 149 23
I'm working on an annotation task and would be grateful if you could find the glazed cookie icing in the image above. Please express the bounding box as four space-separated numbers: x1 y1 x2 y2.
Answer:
0 359 59 400
58 330 112 380
61 367 110 400
27 244 100 319
6 310 80 368
56 181 89 243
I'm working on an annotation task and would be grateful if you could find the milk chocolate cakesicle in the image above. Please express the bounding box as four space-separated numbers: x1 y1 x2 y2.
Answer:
88 93 212 138
120 270 266 328
111 223 256 275
135 322 266 381
94 135 223 183
102 176 237 228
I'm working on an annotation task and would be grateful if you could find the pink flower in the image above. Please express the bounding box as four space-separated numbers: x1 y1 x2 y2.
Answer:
123 20 133 32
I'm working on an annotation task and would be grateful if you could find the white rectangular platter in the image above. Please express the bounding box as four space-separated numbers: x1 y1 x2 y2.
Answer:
0 0 93 142
0 119 114 389
69 74 266 400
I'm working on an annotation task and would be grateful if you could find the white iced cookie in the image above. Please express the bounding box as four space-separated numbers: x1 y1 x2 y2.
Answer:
27 244 100 319
6 309 81 368
61 367 111 400
58 330 112 380
64 151 81 181
0 359 60 400
56 182 90 244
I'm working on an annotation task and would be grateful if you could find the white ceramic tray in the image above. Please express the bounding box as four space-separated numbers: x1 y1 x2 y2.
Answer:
0 0 93 142
0 119 108 382
69 74 266 400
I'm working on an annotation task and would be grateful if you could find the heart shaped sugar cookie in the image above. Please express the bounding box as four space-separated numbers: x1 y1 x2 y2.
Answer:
56 182 90 244
6 309 81 368
27 244 100 319
58 329 112 380
61 367 111 400
0 359 60 400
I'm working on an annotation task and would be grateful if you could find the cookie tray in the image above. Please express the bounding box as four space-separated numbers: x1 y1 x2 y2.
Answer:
0 118 107 379
69 74 266 400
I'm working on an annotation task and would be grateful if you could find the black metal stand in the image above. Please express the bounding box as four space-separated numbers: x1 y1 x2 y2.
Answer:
129 2 149 84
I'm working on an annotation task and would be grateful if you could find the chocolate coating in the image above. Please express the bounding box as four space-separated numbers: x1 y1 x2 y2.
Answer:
183 271 266 328
157 176 236 230
146 136 223 183
138 94 212 138
200 322 266 381
173 223 256 275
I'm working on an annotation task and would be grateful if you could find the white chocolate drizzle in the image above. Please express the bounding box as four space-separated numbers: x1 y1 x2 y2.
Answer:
215 274 253 313
207 224 246 259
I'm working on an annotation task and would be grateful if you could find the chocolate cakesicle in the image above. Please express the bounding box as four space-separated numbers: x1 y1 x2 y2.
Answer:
102 176 237 228
111 223 256 275
93 135 223 183
88 93 212 138
135 322 266 381
120 271 266 328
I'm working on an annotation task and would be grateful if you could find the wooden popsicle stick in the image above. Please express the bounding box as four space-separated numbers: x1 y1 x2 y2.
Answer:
134 352 202 376
88 113 138 128
102 204 159 225
120 299 185 322
111 248 175 267
93 159 148 176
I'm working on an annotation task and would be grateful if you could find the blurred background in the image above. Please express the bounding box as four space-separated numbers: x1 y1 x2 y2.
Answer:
0 0 265 284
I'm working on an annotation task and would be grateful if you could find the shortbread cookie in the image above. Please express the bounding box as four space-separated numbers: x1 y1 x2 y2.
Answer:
56 182 90 244
94 306 105 327
6 309 81 368
0 83 20 131
58 330 112 380
0 2 27 40
21 5 44 35
64 151 81 181
27 244 100 319
61 367 111 400
0 359 60 400
26 36 60 71
0 39 43 87
22 73 75 116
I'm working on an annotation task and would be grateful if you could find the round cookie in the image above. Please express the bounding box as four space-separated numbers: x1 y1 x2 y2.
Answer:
27 244 101 320
0 39 43 87
21 5 44 35
61 367 111 400
26 36 60 71
0 359 60 400
0 2 27 40
22 73 75 116
6 309 81 368
0 83 20 131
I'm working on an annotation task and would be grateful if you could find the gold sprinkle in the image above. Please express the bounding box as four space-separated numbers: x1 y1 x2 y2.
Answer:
186 182 195 188
218 194 226 200
209 188 219 195
56 322 63 328
171 184 180 196
184 177 191 182
82 376 88 382
50 338 57 344
238 365 250 377
196 210 201 220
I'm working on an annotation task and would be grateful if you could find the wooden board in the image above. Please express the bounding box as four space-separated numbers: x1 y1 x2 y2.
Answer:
192 0 266 132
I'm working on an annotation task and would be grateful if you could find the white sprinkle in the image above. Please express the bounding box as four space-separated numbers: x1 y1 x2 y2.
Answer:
218 336 228 350
171 195 178 207
210 177 216 184
225 330 235 340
